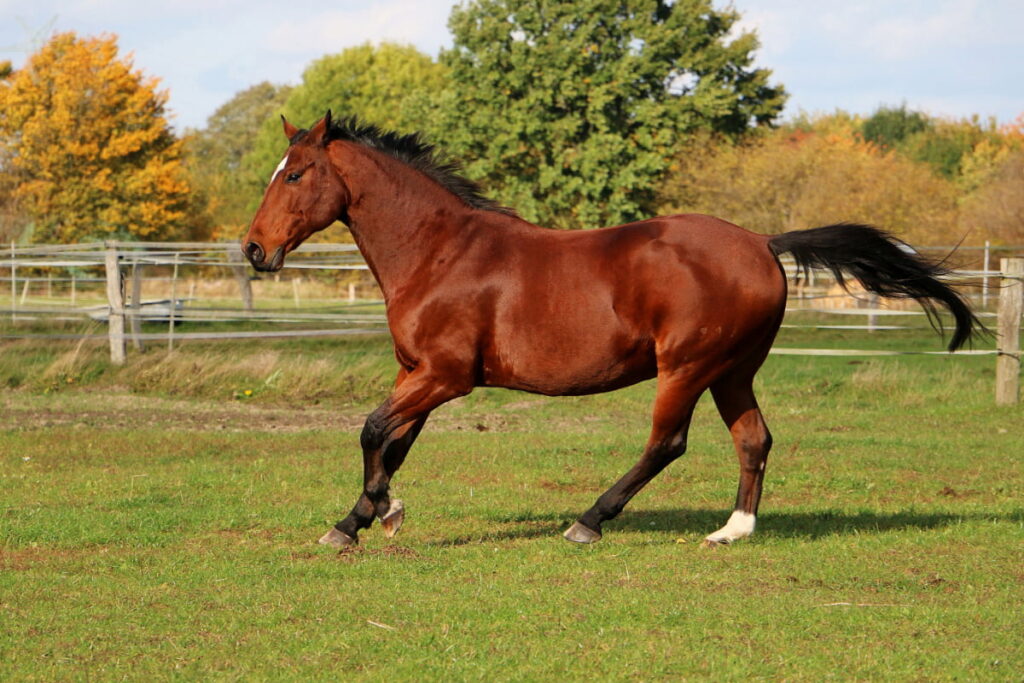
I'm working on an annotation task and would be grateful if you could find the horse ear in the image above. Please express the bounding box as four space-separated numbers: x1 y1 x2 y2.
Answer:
307 110 332 147
281 115 299 140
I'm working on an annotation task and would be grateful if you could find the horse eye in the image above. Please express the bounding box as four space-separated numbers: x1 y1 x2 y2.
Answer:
285 172 302 184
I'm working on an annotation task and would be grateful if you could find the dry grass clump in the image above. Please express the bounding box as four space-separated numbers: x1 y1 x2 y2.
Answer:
116 343 393 405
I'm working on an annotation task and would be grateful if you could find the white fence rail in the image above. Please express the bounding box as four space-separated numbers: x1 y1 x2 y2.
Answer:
2 241 1022 404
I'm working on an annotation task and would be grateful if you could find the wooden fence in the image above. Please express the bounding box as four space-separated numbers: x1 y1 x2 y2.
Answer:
2 241 1022 405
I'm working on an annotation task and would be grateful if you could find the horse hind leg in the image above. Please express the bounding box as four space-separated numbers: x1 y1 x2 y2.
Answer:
564 372 704 543
703 374 772 547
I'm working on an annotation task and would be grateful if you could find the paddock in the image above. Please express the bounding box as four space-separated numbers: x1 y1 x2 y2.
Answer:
1 318 1022 679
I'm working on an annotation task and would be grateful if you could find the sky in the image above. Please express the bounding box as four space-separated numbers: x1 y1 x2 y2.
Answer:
1 0 1021 132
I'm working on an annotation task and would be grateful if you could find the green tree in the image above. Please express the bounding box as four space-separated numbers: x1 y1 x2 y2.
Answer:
861 104 930 149
0 32 193 243
241 42 447 210
900 117 1003 179
431 0 786 228
184 82 292 238
861 106 1008 179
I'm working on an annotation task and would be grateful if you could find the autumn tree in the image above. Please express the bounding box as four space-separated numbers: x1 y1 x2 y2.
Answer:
241 42 447 210
0 140 26 244
660 126 960 245
960 150 1024 244
959 117 1024 244
431 0 786 229
862 105 1009 179
0 32 193 243
184 81 292 239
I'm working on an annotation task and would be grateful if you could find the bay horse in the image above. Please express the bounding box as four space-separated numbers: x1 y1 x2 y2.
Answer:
242 112 980 549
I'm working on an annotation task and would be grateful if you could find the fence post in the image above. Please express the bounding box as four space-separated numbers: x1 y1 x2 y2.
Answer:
995 258 1023 406
866 292 878 332
229 249 253 312
167 252 179 352
982 240 991 308
9 242 15 322
130 260 145 352
104 241 126 365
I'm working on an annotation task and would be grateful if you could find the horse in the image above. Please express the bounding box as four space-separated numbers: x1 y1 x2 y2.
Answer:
242 111 980 549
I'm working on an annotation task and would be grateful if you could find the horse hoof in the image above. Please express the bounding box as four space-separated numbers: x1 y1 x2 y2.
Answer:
563 522 601 544
318 528 356 549
379 499 405 539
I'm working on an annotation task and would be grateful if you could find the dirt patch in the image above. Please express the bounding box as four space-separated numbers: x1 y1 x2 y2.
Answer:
0 545 104 571
0 392 533 434
0 393 367 433
332 544 422 562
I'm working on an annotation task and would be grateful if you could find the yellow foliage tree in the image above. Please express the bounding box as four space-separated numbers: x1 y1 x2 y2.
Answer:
0 32 194 243
960 150 1024 245
661 128 960 245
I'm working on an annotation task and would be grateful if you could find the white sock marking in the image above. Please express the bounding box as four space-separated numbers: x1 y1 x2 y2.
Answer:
706 510 756 544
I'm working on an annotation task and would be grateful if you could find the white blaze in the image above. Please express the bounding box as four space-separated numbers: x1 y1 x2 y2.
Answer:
270 154 289 184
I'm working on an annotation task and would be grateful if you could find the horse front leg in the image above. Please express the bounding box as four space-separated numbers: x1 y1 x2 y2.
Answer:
318 367 468 548
319 415 427 547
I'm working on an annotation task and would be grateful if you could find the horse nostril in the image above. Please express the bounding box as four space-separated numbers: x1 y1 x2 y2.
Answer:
244 241 264 263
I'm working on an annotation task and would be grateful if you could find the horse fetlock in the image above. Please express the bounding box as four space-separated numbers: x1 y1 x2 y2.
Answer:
378 499 405 538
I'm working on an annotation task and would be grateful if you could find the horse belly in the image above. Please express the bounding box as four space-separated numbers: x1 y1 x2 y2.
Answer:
481 319 655 396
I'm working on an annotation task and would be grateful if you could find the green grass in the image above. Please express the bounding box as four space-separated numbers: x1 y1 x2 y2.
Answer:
1 329 1022 680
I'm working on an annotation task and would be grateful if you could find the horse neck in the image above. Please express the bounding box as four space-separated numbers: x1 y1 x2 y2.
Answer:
329 141 477 300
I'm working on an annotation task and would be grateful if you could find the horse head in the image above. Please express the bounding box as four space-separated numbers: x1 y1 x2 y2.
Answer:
242 111 349 272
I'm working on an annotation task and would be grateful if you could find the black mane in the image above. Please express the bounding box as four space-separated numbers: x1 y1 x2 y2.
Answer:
292 117 516 217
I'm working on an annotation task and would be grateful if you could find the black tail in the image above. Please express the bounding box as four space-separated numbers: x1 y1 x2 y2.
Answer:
768 224 982 352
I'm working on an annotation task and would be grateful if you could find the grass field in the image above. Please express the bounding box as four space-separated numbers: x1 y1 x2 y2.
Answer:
1 326 1022 680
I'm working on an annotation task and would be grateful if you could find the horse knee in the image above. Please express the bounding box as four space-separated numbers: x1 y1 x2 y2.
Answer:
360 412 387 452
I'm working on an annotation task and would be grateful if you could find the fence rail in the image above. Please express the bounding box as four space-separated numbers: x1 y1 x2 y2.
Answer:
2 241 1022 405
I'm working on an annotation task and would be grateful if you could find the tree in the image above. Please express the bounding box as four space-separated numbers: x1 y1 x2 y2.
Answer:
0 32 193 243
660 128 960 245
960 149 1024 244
0 144 27 244
0 62 26 243
431 0 786 229
861 104 929 149
184 82 292 238
862 106 1007 179
240 42 447 211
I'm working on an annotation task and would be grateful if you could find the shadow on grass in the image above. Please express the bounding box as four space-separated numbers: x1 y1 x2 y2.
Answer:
610 507 1024 540
426 507 1024 546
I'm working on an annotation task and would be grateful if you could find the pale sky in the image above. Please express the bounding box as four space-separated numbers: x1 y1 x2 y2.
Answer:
1 0 1021 131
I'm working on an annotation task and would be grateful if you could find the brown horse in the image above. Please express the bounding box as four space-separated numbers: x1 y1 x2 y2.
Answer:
243 112 980 549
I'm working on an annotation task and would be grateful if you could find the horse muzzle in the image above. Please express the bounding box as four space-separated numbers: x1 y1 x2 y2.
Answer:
243 241 285 272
